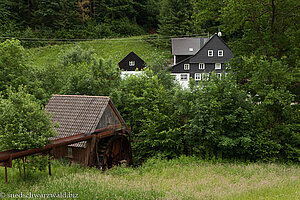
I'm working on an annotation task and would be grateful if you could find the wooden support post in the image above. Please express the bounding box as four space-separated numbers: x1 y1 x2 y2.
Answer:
5 166 7 184
48 151 51 176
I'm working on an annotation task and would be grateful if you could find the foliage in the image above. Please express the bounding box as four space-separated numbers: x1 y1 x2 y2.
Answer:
192 0 224 33
0 86 56 151
178 74 255 160
111 70 184 164
37 45 120 97
232 56 300 161
0 0 158 42
221 0 300 60
158 0 194 36
0 39 28 92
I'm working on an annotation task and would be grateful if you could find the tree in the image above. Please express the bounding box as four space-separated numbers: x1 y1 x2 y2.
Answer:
232 56 300 161
221 0 300 61
0 86 56 151
180 74 255 160
158 0 194 36
0 39 29 92
192 0 224 33
111 70 184 163
39 45 120 96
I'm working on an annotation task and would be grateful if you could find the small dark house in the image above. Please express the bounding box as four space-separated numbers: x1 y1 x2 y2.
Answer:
118 51 146 71
45 95 132 168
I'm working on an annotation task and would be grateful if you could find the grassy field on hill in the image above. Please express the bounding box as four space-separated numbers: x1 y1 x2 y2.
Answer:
0 157 299 200
25 36 171 69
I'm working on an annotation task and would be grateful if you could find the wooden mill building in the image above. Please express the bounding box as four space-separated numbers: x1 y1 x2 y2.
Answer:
45 95 132 169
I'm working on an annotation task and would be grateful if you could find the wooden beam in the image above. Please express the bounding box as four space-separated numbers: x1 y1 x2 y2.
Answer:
5 166 7 184
48 151 51 176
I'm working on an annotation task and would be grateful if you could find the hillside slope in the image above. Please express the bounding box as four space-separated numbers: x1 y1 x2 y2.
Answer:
26 36 171 68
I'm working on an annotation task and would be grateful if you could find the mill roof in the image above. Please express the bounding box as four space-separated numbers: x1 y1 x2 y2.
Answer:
45 95 127 148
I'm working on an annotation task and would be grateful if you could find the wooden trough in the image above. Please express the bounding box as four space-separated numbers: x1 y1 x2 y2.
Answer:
0 95 132 183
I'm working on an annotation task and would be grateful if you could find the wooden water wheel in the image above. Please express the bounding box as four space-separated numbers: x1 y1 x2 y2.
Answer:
96 135 132 170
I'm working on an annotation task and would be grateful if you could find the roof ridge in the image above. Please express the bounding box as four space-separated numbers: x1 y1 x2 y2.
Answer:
52 94 110 98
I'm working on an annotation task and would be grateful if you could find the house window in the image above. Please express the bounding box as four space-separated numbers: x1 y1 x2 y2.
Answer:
217 73 222 79
208 50 213 57
184 64 190 70
195 73 201 80
189 48 194 52
129 61 135 66
218 50 223 57
180 74 188 81
215 63 221 69
199 63 205 69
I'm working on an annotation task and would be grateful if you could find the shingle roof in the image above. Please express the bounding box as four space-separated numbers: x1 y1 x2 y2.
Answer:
45 95 126 148
171 37 209 55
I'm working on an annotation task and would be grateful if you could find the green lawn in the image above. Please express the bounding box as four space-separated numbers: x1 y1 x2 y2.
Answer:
0 157 299 199
25 36 171 69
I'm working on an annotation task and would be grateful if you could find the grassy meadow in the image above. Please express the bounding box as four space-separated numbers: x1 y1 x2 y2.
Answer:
25 36 171 69
0 157 299 200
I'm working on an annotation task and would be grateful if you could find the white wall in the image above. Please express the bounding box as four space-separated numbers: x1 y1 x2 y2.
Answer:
171 73 189 89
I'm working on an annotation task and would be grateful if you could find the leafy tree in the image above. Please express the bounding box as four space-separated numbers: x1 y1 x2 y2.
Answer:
111 70 184 164
0 39 29 92
180 74 255 160
39 45 120 96
158 0 194 36
232 56 300 161
0 86 56 151
221 0 300 61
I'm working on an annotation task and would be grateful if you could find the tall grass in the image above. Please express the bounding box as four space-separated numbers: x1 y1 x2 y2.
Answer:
0 157 299 199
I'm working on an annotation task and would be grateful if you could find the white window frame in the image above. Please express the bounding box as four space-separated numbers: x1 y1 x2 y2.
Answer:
217 73 222 79
129 61 135 66
180 74 189 81
199 63 205 69
184 64 190 70
215 63 222 69
195 73 201 80
208 50 213 57
218 50 223 57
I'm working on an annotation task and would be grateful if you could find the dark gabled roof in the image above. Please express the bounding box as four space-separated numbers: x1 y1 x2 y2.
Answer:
171 37 209 55
45 95 127 148
196 34 232 52
171 34 233 69
171 55 194 68
118 51 145 65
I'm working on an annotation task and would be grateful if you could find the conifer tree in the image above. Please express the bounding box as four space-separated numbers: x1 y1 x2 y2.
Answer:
158 0 194 36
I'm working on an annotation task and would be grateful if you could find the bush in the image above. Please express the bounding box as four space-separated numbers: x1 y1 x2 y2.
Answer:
111 70 184 164
0 86 56 151
180 73 255 160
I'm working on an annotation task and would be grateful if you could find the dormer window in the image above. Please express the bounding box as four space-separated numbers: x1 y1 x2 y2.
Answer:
189 48 193 52
129 61 135 66
218 50 223 57
208 50 213 57
199 63 205 69
184 64 190 70
215 63 221 69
